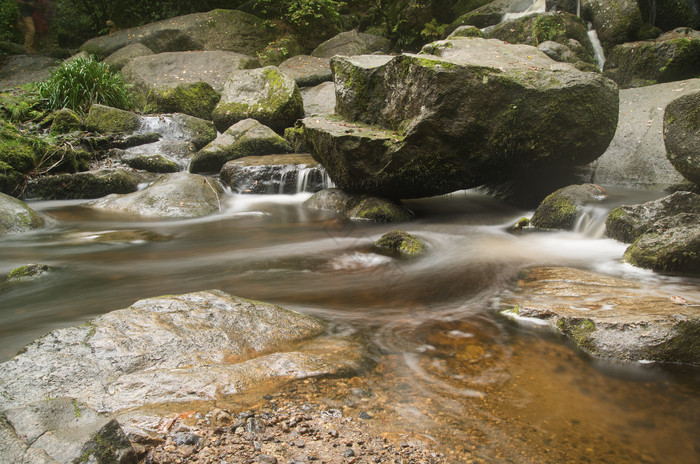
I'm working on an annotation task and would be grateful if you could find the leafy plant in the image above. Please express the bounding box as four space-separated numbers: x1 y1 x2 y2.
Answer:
255 0 345 32
37 56 133 114
0 0 20 42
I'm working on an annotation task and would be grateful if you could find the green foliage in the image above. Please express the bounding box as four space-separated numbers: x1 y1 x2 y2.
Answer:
37 56 133 114
255 0 345 33
420 18 447 41
0 0 20 42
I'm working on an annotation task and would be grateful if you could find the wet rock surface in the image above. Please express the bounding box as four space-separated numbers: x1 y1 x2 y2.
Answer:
664 90 700 186
530 183 607 230
0 193 42 236
305 189 414 223
26 169 140 200
220 154 328 194
500 266 700 364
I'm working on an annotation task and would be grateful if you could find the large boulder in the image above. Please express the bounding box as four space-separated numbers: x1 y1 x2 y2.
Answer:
664 90 700 186
300 38 618 199
103 43 154 71
606 191 700 243
300 81 336 117
211 66 304 133
0 193 42 236
87 172 224 218
500 266 700 363
86 104 140 134
120 50 258 111
580 0 642 47
589 78 700 188
220 154 328 194
604 29 700 88
189 118 293 174
305 188 414 223
25 169 139 200
79 9 276 59
310 30 391 58
530 183 607 230
279 55 332 87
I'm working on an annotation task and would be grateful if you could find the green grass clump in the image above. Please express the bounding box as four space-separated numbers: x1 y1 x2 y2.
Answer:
37 56 134 115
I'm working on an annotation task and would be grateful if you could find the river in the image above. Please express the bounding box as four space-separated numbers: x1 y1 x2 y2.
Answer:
1 187 699 463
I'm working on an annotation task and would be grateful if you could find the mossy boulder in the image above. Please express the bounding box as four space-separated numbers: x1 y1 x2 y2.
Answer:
304 188 414 223
650 0 700 31
310 30 390 59
500 266 700 363
121 50 257 110
487 12 596 65
447 25 486 39
25 169 139 200
580 0 642 48
79 9 276 59
86 104 140 134
212 66 304 134
0 139 34 197
604 30 700 88
189 119 293 174
374 230 426 257
623 213 699 274
300 39 618 199
531 184 608 230
606 191 700 243
121 154 180 173
664 90 700 186
144 82 221 121
257 35 303 67
0 192 42 236
88 172 224 218
49 108 82 134
103 43 154 71
6 263 51 281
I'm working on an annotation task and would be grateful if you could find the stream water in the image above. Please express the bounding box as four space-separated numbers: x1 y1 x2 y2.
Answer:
1 187 699 463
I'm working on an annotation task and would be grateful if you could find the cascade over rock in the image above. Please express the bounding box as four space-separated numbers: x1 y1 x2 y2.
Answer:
299 38 618 199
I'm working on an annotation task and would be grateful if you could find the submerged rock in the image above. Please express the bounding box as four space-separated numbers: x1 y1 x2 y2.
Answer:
664 90 700 186
88 172 224 218
530 184 608 230
25 169 139 200
6 264 51 281
374 230 426 257
500 266 700 364
300 38 618 199
190 119 293 174
305 188 414 223
211 66 304 133
0 193 42 236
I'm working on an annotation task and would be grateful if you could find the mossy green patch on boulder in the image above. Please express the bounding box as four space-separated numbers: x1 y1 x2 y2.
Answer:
0 192 42 236
145 82 221 121
25 169 139 200
122 154 180 173
86 104 140 134
531 184 608 230
374 230 426 256
50 108 82 134
581 0 642 48
7 263 51 281
212 66 304 133
664 90 700 186
189 118 293 174
447 25 486 39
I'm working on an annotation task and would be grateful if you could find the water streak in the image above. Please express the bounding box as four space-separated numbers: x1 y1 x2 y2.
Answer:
502 0 546 21
587 25 606 71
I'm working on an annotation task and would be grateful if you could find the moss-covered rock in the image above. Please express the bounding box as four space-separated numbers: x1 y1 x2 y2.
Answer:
580 0 642 48
86 104 140 134
605 31 700 88
25 169 139 200
122 154 180 173
606 191 700 243
447 25 486 39
145 82 221 121
531 184 608 230
50 108 82 134
7 263 51 281
304 188 414 223
0 192 42 235
664 90 700 186
623 213 699 274
257 35 303 67
212 66 304 134
374 230 426 256
649 0 700 31
190 119 293 174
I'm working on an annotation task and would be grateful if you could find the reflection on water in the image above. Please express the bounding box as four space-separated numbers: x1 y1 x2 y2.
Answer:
1 188 699 463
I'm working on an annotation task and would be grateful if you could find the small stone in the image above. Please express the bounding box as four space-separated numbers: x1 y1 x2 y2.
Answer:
343 449 356 458
358 412 372 420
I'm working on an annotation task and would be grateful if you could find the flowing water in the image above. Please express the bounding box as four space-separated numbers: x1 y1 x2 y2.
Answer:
1 186 699 463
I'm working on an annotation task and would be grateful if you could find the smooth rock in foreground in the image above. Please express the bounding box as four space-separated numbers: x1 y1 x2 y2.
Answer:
88 172 224 217
500 266 700 364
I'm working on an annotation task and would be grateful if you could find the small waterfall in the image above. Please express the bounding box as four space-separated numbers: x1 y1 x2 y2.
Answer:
234 164 333 194
650 0 657 25
576 0 581 18
502 0 546 21
587 24 606 71
573 205 609 238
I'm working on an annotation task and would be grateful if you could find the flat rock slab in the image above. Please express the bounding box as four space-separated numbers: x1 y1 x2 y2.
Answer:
500 266 700 364
279 55 332 87
0 55 61 89
591 78 700 189
301 81 336 117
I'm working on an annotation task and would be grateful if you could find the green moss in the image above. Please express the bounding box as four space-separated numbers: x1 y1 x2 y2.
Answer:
532 15 566 45
145 82 221 120
558 318 597 354
375 230 426 256
7 263 50 280
531 195 578 230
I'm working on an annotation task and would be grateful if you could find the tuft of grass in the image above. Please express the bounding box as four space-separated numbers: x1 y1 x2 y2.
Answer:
37 56 134 115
